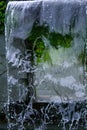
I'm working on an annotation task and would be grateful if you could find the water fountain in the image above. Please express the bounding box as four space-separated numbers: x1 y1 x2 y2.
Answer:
5 0 87 130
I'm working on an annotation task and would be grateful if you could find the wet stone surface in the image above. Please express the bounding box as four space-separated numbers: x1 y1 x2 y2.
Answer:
1 100 87 130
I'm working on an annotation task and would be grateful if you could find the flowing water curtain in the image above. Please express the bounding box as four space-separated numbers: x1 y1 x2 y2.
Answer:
5 0 87 105
84 39 87 93
35 0 87 101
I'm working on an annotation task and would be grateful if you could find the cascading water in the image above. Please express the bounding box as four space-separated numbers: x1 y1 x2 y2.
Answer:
5 0 87 130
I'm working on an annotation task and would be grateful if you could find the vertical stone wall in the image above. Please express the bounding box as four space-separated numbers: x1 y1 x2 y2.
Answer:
0 35 7 110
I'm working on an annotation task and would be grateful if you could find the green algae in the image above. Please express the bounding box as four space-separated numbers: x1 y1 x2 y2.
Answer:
27 22 73 63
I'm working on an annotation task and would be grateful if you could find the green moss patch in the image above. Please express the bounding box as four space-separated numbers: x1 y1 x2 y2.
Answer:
27 22 73 63
0 1 6 34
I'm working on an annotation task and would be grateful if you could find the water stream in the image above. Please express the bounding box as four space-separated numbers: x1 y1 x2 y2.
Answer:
5 0 87 130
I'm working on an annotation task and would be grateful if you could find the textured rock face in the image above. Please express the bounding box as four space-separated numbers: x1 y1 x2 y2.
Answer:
5 0 87 103
0 35 7 110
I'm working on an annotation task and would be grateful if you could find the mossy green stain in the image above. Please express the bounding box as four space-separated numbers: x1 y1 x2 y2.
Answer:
29 22 49 43
34 38 45 58
0 1 6 34
28 22 73 63
78 52 85 65
49 32 72 49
